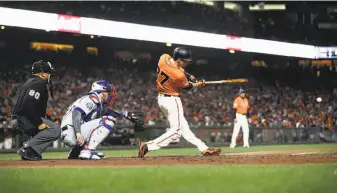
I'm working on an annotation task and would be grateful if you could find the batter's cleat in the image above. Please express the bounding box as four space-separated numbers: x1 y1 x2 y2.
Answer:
138 142 148 158
17 146 42 161
202 148 221 156
79 149 101 160
230 145 235 148
243 145 250 148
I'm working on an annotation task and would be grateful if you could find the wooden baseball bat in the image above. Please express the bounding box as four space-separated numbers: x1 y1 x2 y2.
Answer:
205 79 248 84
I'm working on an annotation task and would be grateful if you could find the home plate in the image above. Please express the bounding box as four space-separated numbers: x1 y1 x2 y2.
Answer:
291 152 317 156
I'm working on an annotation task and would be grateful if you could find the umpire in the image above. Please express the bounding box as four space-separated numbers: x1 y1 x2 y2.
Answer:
11 60 61 161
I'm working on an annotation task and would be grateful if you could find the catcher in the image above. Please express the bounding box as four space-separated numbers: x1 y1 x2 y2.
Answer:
60 80 144 160
138 47 221 158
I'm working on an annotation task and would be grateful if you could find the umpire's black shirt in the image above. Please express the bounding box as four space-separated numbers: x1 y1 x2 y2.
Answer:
12 75 49 127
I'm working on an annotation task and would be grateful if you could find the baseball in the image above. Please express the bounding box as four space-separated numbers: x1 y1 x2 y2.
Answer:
316 97 322 103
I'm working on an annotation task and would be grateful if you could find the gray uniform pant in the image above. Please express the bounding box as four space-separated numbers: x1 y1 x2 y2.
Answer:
16 116 61 155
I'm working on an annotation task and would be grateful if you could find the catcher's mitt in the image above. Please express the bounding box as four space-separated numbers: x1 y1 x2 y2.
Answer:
126 111 145 130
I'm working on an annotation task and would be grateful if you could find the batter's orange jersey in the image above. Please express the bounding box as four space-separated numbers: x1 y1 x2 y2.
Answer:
233 96 249 114
156 54 189 96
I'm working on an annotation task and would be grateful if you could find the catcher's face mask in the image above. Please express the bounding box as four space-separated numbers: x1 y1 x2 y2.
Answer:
106 84 116 108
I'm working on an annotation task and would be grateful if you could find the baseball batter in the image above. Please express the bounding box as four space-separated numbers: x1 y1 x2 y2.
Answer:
230 88 250 148
138 47 221 157
61 80 143 160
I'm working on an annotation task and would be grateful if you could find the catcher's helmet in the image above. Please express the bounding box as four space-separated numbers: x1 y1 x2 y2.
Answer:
90 80 116 105
31 60 55 74
91 80 115 93
173 47 192 61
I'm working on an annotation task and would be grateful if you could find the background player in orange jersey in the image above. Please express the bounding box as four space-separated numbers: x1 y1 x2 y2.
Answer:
230 88 250 148
138 47 221 158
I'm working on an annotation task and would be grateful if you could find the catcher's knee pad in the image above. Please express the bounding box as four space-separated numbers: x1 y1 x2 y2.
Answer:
61 130 77 147
99 116 115 131
63 138 77 147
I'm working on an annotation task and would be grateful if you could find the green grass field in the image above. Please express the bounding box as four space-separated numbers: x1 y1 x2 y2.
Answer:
1 144 337 193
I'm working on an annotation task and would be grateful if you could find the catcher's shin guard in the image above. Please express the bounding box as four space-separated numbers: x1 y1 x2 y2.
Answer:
86 117 114 151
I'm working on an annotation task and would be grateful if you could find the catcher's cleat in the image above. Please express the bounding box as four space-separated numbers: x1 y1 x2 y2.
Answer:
95 151 105 158
78 149 101 160
68 146 82 159
201 148 221 156
138 142 149 158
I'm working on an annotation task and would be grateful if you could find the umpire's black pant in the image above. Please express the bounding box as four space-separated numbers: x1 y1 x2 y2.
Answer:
15 116 61 155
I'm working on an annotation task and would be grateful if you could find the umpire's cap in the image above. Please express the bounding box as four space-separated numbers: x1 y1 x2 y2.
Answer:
31 60 55 74
173 47 192 61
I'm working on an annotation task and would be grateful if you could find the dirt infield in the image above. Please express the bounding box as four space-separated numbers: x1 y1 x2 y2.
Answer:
1 148 337 168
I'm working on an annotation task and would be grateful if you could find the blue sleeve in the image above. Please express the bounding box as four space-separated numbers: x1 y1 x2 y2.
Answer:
106 109 126 118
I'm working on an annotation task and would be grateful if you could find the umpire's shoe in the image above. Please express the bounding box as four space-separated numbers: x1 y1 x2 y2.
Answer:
138 142 148 158
17 146 42 161
201 148 221 156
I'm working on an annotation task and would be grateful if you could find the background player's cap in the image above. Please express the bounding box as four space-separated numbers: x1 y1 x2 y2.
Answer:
31 60 55 74
173 47 192 62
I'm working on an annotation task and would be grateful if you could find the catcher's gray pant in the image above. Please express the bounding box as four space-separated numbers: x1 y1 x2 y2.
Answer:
61 116 115 150
16 116 61 155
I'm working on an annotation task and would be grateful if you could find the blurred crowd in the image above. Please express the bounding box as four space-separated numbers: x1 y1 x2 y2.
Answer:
1 59 337 133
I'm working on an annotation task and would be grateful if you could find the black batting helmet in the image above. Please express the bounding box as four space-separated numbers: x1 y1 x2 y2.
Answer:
31 60 55 74
239 88 245 94
173 47 192 61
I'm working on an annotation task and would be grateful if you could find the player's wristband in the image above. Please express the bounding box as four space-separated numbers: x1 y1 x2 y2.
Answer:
183 83 194 90
184 71 192 79
120 111 127 118
185 72 197 83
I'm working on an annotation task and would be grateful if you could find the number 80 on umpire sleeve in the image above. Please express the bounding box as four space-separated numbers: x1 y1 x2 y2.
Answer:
29 89 40 100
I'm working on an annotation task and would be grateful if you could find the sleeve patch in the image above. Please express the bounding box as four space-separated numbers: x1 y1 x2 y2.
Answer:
86 102 95 111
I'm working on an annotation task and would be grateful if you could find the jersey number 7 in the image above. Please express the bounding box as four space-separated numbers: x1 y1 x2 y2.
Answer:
156 67 169 85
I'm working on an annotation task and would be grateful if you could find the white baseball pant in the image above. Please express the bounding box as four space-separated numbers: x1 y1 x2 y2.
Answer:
61 116 115 150
230 113 250 147
147 94 208 152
